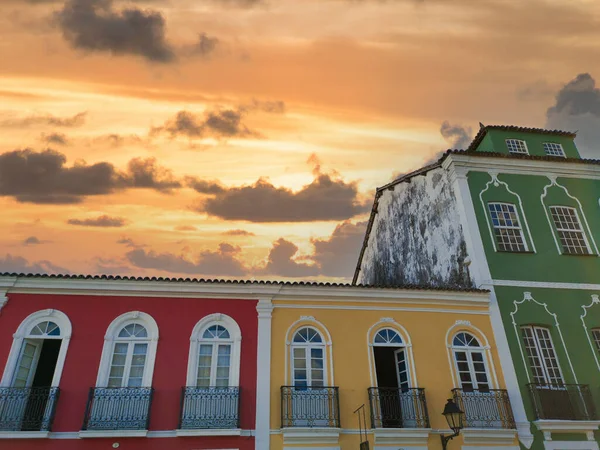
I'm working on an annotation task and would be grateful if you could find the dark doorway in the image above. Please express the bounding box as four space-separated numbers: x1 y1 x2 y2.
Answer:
374 347 402 427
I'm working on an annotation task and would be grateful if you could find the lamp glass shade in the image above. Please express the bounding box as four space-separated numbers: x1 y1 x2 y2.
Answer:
442 399 464 432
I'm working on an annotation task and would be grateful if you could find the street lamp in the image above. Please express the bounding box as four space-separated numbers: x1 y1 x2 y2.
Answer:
441 398 464 450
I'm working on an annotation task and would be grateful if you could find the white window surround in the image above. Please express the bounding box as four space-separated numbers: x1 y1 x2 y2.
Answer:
95 311 158 388
445 321 499 390
549 206 593 255
487 202 529 252
543 142 566 157
581 295 600 372
520 325 564 385
506 139 529 155
366 318 418 388
185 313 242 387
0 309 72 387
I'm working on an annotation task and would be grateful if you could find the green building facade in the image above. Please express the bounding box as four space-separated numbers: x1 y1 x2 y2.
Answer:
355 125 600 450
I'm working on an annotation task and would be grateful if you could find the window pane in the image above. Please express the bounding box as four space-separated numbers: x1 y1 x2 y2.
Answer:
133 343 148 355
550 206 591 255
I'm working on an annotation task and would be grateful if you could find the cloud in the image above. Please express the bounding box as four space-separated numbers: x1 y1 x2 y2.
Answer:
23 236 43 245
117 237 145 248
545 73 600 158
93 133 144 147
184 33 220 58
258 238 319 277
516 80 554 101
41 132 69 146
67 215 127 227
242 99 286 114
440 121 472 149
125 243 248 276
175 225 197 231
0 112 87 128
152 108 260 139
0 149 181 204
0 254 69 275
310 220 367 277
55 0 176 63
223 229 255 236
189 163 369 222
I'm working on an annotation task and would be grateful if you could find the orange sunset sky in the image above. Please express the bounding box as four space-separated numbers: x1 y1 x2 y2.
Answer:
1 0 600 281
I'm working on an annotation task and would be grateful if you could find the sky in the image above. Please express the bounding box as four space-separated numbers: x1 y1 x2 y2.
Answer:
1 0 600 281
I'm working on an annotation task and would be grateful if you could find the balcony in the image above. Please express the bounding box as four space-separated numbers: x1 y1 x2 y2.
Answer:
452 388 516 429
81 387 153 436
368 387 429 429
0 387 60 433
281 386 340 428
527 383 597 421
178 386 240 434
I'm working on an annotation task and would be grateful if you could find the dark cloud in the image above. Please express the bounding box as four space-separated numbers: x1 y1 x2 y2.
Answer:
93 133 144 147
67 215 127 227
0 112 86 128
258 238 319 277
152 108 259 139
126 243 247 276
185 33 220 58
243 99 286 114
117 237 145 248
0 149 181 204
545 73 600 158
440 121 472 149
223 229 255 236
0 254 69 275
55 0 176 63
310 220 367 277
41 132 69 146
175 225 197 231
190 170 369 222
23 236 43 245
93 256 133 275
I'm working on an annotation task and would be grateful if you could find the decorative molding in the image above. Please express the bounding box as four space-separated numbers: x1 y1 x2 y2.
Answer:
281 427 341 445
534 419 600 441
581 295 600 372
0 431 50 439
274 304 488 315
175 428 242 437
455 319 471 326
255 297 273 450
79 430 148 438
461 428 518 445
373 428 431 446
493 279 600 290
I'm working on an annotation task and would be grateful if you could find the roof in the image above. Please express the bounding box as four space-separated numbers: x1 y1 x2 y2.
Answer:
352 148 600 284
0 272 487 293
466 124 577 152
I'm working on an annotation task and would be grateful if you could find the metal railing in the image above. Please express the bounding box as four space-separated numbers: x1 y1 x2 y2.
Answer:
527 383 597 420
179 386 240 429
0 387 60 432
82 387 153 431
281 386 340 428
452 388 515 429
368 387 429 429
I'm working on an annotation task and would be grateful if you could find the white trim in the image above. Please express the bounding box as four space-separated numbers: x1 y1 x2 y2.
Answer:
0 431 50 439
79 430 148 438
275 304 487 315
281 427 340 445
0 295 7 314
366 318 418 388
175 428 242 437
581 295 600 372
461 428 518 445
372 428 431 446
284 316 334 386
255 298 274 450
543 442 599 450
534 419 600 442
185 313 241 387
95 311 159 388
493 280 600 290
0 309 72 387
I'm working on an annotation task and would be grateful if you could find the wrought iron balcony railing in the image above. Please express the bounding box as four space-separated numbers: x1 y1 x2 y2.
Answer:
281 386 340 428
527 383 597 421
179 386 240 429
452 388 516 429
368 387 430 429
82 387 153 431
0 387 60 432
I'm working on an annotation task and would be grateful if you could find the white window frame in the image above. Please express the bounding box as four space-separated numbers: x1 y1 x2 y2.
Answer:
450 332 492 391
95 311 159 388
549 206 592 255
592 328 600 356
185 313 242 387
487 202 529 252
543 142 566 157
520 325 565 385
106 325 150 388
0 309 72 388
506 139 529 155
291 327 327 387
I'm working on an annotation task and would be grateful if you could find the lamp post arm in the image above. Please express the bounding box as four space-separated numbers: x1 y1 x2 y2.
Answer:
440 429 461 450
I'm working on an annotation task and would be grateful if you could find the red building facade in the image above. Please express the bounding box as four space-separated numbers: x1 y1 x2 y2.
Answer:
0 275 266 450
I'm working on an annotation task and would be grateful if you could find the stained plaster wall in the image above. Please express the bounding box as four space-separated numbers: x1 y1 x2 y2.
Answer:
357 167 474 288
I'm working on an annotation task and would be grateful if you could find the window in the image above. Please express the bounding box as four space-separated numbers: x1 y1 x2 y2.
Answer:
506 139 528 154
291 327 325 388
543 142 566 157
451 332 490 392
521 326 564 385
549 206 591 255
95 311 158 388
488 203 528 252
592 328 600 356
373 328 409 390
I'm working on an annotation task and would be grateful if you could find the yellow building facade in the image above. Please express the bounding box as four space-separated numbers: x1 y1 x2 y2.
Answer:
267 285 520 450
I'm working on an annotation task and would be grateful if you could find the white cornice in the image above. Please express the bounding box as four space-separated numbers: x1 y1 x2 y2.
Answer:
493 279 600 291
445 154 600 180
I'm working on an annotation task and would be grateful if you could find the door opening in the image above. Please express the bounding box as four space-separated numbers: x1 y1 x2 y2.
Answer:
373 346 408 428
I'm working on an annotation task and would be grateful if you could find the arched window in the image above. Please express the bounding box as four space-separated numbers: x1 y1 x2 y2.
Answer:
372 328 410 390
291 327 325 388
451 332 491 392
1 310 72 388
95 312 158 388
186 314 242 388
